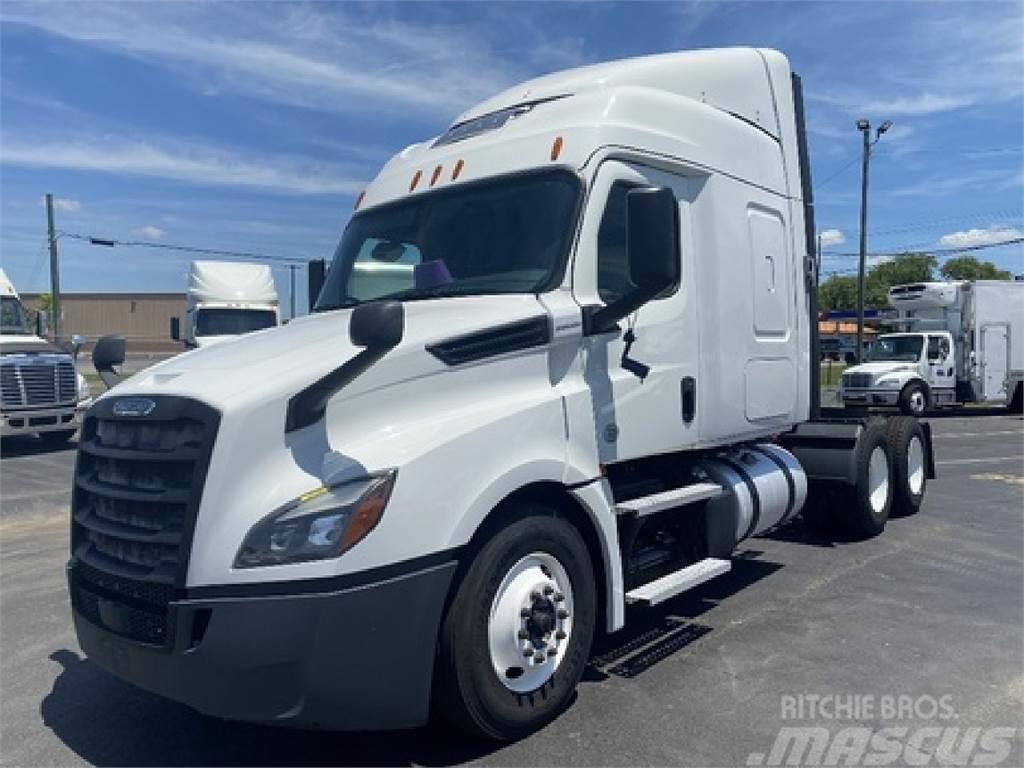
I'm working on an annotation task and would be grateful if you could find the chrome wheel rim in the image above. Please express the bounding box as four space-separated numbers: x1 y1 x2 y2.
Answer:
909 390 926 414
907 436 925 495
488 552 574 693
868 446 890 515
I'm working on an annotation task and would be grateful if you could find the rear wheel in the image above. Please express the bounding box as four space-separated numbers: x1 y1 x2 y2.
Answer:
435 511 596 741
886 416 927 517
899 382 929 416
837 419 894 538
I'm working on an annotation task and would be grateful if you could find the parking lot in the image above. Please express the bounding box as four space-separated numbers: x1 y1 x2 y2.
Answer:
1 412 1021 767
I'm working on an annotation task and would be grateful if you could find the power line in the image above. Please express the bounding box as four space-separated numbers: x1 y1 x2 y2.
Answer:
822 237 1024 259
57 231 311 265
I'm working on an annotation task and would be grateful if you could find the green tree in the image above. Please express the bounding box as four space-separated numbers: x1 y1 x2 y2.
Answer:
865 252 936 307
35 292 53 329
939 255 1011 281
818 275 859 312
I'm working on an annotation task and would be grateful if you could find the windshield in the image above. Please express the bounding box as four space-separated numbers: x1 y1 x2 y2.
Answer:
0 296 30 335
870 335 924 362
195 308 276 336
315 170 581 310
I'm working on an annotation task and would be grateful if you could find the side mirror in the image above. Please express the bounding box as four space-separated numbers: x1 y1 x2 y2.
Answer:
586 187 679 334
170 316 181 342
35 311 48 338
92 334 126 390
70 334 85 359
350 300 404 349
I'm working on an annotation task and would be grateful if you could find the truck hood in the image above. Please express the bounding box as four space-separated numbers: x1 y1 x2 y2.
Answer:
0 334 66 355
107 295 552 411
844 362 918 377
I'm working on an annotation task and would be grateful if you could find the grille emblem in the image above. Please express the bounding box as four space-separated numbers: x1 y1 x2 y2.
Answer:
113 397 156 417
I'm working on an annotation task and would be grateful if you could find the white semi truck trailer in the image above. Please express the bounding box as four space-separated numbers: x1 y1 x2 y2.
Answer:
170 260 280 348
841 280 1024 414
1 268 91 443
69 49 936 740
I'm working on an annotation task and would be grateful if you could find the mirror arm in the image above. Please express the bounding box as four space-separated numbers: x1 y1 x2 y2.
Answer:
583 286 660 336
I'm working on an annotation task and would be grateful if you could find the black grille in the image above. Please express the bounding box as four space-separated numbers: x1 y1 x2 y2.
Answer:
843 372 872 389
69 396 219 647
1 356 76 408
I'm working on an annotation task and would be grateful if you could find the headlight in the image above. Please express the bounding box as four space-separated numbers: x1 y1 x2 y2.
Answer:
877 379 901 388
76 373 91 403
234 471 396 568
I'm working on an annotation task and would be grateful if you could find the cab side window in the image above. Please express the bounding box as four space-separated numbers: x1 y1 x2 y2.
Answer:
927 336 949 360
597 182 679 303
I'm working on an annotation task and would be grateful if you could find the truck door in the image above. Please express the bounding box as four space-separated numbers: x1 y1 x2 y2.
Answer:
925 334 954 392
980 324 1010 400
573 160 699 463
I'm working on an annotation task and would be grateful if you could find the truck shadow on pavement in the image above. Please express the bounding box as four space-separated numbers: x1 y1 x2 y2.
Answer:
40 556 784 767
0 434 78 458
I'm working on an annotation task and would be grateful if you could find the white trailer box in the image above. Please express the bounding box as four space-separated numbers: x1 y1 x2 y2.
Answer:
70 48 936 739
178 261 280 348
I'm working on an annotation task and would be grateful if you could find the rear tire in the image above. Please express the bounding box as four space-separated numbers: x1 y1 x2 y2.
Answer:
837 419 894 538
899 382 929 416
435 510 596 741
886 417 926 517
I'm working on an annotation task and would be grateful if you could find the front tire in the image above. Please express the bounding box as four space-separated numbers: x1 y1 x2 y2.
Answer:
887 416 927 517
899 382 929 416
435 510 596 741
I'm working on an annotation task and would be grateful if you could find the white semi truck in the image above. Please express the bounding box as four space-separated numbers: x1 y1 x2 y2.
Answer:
840 280 1024 414
1 268 91 443
69 49 936 740
170 260 280 348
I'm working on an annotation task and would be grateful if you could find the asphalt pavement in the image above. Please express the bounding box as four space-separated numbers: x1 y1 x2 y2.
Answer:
1 412 1021 766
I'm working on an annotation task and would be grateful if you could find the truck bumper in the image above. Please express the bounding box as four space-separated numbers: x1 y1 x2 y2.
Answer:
841 389 899 407
1 403 84 437
70 558 457 730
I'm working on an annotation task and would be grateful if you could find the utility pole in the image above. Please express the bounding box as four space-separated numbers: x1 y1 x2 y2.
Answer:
854 118 892 363
45 193 62 340
288 264 297 320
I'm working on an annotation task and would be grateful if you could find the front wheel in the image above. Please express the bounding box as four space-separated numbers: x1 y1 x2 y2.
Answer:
899 382 929 416
435 511 596 741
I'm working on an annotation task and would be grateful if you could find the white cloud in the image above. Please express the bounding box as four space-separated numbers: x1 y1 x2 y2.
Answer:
133 225 165 240
939 226 1024 248
4 134 363 196
818 229 846 247
39 196 81 212
0 3 583 121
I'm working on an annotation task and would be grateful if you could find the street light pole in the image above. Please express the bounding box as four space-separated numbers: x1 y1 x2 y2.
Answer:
855 121 871 364
45 193 63 340
854 118 892 364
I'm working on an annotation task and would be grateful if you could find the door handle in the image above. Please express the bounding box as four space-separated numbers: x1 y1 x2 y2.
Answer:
681 377 696 424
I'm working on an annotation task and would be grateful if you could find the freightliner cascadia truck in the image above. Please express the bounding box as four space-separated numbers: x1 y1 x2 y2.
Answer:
68 48 935 740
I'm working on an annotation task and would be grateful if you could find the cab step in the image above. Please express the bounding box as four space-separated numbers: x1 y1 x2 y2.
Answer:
615 482 723 517
625 558 732 606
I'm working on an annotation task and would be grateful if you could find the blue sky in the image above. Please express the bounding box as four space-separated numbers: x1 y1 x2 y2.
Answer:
2 1 1022 314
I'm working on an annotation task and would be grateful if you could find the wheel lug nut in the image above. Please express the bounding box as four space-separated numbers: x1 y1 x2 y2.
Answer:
523 648 533 658
558 609 569 619
547 647 557 656
533 652 545 663
543 585 554 595
554 594 565 602
531 591 542 602
518 629 529 640
556 630 567 640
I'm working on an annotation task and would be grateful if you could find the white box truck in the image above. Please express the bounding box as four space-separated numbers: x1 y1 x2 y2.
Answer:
840 280 1024 414
1 268 92 443
69 48 936 739
170 260 280 348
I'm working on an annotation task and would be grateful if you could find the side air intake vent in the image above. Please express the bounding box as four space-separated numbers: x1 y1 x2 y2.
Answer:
427 316 551 366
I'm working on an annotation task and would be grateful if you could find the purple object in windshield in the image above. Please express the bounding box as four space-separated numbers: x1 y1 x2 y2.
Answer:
414 259 454 289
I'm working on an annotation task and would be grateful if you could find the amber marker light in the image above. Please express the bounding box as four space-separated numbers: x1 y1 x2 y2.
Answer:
409 170 422 191
550 136 564 161
430 164 443 186
452 159 465 180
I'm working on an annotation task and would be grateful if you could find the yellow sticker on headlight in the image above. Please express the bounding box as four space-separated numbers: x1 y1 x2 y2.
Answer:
298 486 329 504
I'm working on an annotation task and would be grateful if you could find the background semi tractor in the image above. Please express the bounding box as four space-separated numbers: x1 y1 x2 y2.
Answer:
170 260 280 348
69 48 936 740
1 268 91 443
841 280 1024 414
